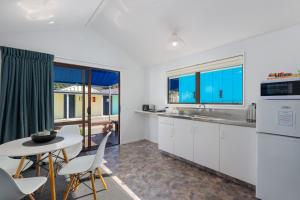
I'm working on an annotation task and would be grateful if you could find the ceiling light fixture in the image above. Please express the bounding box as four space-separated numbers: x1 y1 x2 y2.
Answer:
168 32 184 49
48 20 55 24
172 41 178 47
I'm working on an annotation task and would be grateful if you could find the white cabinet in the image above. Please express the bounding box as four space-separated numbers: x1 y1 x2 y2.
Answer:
158 117 174 154
158 116 257 185
220 124 257 185
193 121 220 171
173 118 194 161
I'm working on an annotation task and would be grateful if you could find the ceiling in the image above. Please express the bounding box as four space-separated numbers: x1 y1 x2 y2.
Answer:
90 0 300 66
0 0 104 32
1 0 300 66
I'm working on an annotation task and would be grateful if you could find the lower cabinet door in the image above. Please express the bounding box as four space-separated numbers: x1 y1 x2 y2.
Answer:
193 121 220 171
173 118 194 161
158 120 174 154
220 124 257 185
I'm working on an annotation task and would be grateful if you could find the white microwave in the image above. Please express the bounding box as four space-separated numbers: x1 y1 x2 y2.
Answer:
261 78 300 99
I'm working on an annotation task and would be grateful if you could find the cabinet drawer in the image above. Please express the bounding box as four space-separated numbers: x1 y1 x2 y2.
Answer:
158 116 174 125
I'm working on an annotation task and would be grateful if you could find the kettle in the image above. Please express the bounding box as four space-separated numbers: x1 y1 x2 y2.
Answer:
247 103 256 122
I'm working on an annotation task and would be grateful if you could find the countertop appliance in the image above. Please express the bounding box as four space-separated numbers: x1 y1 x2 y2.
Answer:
261 77 300 99
142 104 155 111
256 98 300 200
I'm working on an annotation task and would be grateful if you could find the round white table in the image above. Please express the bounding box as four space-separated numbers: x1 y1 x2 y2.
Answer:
0 134 83 200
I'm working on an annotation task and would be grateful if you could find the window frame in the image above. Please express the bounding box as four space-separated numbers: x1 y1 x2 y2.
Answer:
199 65 244 105
166 55 245 107
167 73 199 104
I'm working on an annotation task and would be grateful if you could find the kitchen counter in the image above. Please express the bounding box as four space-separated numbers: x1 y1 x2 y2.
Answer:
157 113 256 128
135 110 161 115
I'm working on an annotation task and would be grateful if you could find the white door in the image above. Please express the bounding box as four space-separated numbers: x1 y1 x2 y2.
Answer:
173 118 194 161
220 124 257 185
193 121 220 171
257 133 300 200
158 117 174 154
257 99 300 138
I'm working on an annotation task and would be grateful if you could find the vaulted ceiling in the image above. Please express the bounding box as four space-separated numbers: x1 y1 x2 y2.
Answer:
1 0 300 66
0 0 103 32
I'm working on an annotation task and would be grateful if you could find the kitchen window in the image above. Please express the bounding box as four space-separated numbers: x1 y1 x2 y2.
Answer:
167 55 244 105
200 66 243 104
168 73 196 104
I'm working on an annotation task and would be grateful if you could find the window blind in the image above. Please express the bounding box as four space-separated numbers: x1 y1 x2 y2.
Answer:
166 55 244 77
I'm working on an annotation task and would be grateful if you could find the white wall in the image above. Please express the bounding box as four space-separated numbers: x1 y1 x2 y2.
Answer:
0 28 146 144
2 24 300 144
145 24 300 143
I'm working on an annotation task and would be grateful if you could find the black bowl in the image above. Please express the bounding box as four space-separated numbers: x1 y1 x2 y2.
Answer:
31 131 57 143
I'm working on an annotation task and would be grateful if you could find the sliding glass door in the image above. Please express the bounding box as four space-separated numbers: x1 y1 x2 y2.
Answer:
86 68 120 150
88 69 120 149
53 65 86 147
53 63 120 151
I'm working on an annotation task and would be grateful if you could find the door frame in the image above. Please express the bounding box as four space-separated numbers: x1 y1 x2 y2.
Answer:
53 62 121 151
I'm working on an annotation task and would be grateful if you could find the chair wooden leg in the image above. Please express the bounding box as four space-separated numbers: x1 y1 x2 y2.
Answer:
90 173 97 200
73 174 80 192
62 149 69 163
14 156 26 178
36 154 41 176
63 175 75 200
28 194 35 200
96 168 108 191
48 153 56 200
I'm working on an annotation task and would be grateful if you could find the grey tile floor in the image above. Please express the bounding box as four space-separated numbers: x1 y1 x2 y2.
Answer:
101 140 256 200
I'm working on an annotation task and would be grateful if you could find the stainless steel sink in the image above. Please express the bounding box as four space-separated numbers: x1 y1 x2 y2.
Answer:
191 115 226 121
162 113 230 121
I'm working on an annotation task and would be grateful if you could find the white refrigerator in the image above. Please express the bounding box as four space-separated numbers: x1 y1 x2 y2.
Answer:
256 99 300 200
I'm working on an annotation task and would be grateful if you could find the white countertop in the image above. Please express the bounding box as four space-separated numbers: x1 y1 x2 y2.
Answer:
135 110 256 128
135 110 161 115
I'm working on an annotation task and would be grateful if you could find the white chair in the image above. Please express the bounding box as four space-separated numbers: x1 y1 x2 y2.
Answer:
58 125 83 159
58 132 111 200
0 155 33 176
41 125 82 162
0 168 47 200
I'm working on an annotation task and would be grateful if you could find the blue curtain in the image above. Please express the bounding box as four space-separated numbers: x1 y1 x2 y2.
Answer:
0 47 54 143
